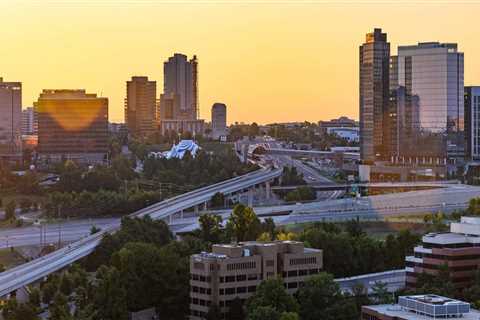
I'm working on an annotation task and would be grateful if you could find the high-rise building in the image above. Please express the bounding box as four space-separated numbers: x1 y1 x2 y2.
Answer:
406 216 480 289
465 87 480 161
393 42 464 164
189 241 322 320
36 89 108 163
359 28 390 163
211 103 227 140
0 78 22 155
21 107 37 135
163 53 198 120
125 76 157 137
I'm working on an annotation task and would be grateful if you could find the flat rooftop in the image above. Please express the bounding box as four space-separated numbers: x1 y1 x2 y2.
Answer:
366 304 480 320
365 295 476 320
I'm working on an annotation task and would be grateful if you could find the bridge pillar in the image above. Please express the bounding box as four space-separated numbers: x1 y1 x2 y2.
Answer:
194 205 199 216
180 210 184 219
204 201 208 211
248 188 254 207
168 214 173 224
265 181 271 200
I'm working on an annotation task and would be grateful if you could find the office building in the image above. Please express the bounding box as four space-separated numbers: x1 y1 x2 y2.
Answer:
163 53 198 120
362 295 479 320
189 241 322 319
465 87 480 161
359 28 391 163
125 76 157 137
0 78 22 155
159 119 205 136
36 89 108 163
21 107 37 135
392 42 464 165
211 103 227 140
405 216 480 289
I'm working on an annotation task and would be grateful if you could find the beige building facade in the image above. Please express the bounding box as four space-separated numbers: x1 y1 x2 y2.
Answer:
189 241 322 319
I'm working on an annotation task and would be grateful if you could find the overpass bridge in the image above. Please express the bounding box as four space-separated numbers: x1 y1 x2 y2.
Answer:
0 168 282 298
272 181 459 191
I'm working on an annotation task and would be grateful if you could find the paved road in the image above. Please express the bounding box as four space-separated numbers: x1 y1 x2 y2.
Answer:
336 269 405 293
0 218 117 249
0 168 282 298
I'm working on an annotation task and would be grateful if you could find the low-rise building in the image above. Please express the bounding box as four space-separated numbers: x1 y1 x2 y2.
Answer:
362 294 479 320
406 216 480 288
189 241 322 319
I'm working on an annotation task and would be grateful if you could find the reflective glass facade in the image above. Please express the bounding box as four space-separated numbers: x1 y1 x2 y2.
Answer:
395 43 464 162
465 87 480 160
359 28 390 163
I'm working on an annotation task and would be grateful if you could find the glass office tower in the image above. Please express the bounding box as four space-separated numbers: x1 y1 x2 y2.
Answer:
359 28 390 163
465 87 480 161
395 42 464 164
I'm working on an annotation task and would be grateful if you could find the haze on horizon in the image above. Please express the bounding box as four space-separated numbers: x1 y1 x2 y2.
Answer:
0 0 479 124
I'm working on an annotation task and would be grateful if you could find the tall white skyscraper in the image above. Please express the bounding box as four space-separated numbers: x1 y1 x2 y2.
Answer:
0 78 22 154
22 107 37 135
163 53 198 120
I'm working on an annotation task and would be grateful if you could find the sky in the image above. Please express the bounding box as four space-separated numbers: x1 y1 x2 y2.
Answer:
0 0 479 124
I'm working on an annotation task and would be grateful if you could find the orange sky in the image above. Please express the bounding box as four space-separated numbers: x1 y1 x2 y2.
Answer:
0 0 479 124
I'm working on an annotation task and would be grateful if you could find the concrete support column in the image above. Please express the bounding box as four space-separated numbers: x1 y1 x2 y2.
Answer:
248 188 254 207
180 210 184 219
265 181 271 200
204 201 208 211
194 205 199 216
168 214 173 224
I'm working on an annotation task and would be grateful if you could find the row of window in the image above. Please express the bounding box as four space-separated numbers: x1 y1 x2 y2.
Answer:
283 269 320 278
220 274 259 283
407 261 478 272
219 286 256 295
190 298 212 307
289 257 317 266
191 274 211 282
227 261 256 271
191 286 212 295
415 252 480 261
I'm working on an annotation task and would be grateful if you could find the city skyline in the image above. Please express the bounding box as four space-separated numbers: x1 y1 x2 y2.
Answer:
1 1 480 124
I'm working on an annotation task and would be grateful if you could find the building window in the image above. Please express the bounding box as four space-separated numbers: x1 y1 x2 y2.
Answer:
237 287 247 294
248 274 258 281
266 260 274 267
226 276 235 283
219 289 225 295
225 288 235 295
287 282 298 289
194 262 205 270
236 275 247 282
248 286 256 293
288 270 298 277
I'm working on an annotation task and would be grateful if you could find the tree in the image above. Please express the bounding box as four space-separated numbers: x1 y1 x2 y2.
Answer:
247 306 280 320
41 281 57 305
5 200 16 221
226 204 262 242
59 273 73 296
12 303 39 320
206 304 222 320
0 263 5 272
92 266 128 320
29 287 41 308
296 272 355 320
279 312 300 320
261 218 276 240
246 279 299 316
228 297 245 320
199 213 223 243
371 281 393 304
49 292 72 320
210 192 226 208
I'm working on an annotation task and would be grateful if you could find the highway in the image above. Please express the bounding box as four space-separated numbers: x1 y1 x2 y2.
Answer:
0 168 281 298
336 269 405 294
